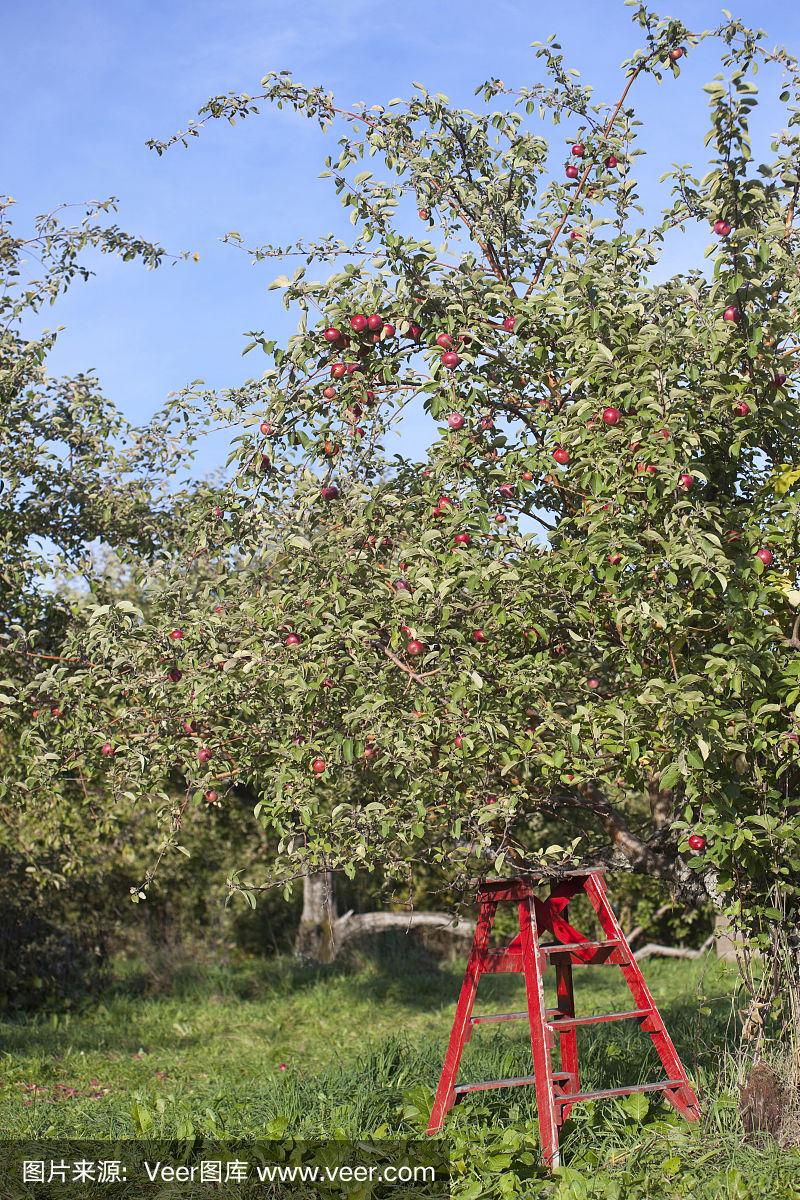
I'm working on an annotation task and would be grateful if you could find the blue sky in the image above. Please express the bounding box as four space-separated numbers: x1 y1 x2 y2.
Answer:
4 0 799 473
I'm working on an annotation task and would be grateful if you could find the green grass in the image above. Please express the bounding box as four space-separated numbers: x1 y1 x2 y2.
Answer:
1 945 798 1197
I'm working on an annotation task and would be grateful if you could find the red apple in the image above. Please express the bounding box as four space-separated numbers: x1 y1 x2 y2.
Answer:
587 677 600 689
571 142 585 157
320 485 339 501
441 351 461 369
502 316 516 332
755 548 774 566
723 305 740 323
436 332 454 349
406 639 424 656
669 47 684 61
521 469 534 481
604 154 618 169
260 420 273 435
447 412 465 430
323 327 342 344
553 447 570 465
311 756 327 774
418 208 429 220
197 747 213 763
382 323 395 339
285 633 301 647
367 314 383 331
394 578 412 592
350 314 368 332
713 218 732 236
170 629 184 640
565 164 579 180
100 742 115 757
602 406 622 425
472 629 487 643
499 483 515 499
322 386 337 400
168 668 182 683
569 230 582 241
607 553 622 565
773 373 787 387
330 363 347 379
678 473 694 490
687 833 706 852
733 401 750 417
407 322 422 340
453 532 470 546
494 513 507 523
212 505 224 519
660 427 670 439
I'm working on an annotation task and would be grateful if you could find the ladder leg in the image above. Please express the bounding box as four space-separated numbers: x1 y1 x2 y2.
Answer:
554 916 579 1122
427 899 495 1133
519 895 561 1170
582 873 701 1121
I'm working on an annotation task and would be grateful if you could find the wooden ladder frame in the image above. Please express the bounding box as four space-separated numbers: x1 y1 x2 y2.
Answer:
426 872 700 1170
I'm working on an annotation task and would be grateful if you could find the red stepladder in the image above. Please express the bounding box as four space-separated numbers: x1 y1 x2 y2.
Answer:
426 870 700 1170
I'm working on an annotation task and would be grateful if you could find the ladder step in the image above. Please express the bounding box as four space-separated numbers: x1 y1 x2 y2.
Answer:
541 939 620 954
455 1071 571 1097
470 1010 528 1025
553 1079 685 1106
549 1008 654 1030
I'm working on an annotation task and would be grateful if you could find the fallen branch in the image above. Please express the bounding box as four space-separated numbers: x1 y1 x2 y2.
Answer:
633 933 714 962
624 902 673 948
333 909 475 945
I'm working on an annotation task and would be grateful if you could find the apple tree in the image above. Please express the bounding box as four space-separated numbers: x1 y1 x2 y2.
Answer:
13 7 800 1034
0 196 201 992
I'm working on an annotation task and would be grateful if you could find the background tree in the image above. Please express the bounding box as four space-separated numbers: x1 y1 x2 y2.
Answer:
10 7 800 1049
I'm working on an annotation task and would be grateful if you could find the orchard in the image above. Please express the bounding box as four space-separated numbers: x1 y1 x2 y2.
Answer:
4 0 800 1122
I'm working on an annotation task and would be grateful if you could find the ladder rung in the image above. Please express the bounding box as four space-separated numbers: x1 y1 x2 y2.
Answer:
553 1079 685 1106
471 1010 528 1025
455 1071 571 1097
549 1008 654 1030
541 939 620 954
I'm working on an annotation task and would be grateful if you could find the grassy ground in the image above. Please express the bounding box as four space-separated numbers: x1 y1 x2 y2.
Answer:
1 941 798 1197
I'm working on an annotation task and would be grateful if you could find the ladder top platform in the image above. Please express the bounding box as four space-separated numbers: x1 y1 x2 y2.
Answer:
479 868 607 885
476 869 606 900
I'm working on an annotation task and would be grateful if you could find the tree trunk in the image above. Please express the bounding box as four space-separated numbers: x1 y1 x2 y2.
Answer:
714 912 741 962
295 870 337 962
